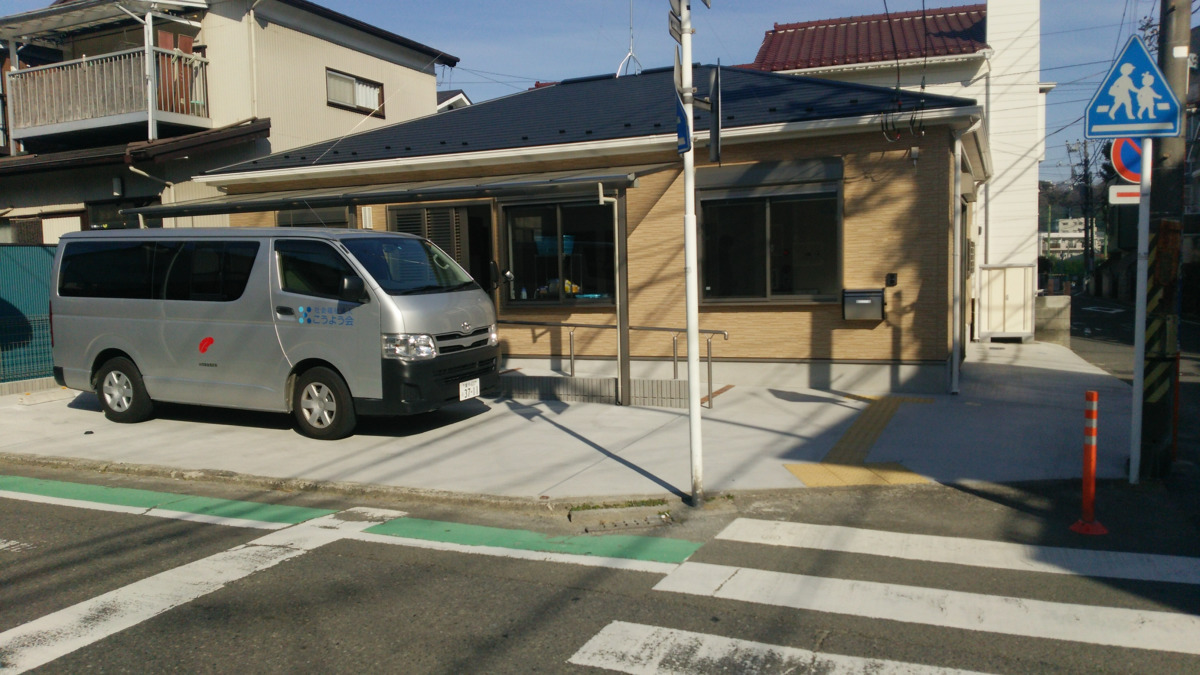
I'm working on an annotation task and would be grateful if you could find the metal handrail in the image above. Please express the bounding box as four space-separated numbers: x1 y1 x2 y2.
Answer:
497 319 730 407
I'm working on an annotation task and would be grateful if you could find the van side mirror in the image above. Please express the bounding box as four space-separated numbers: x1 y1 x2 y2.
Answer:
340 275 366 303
488 261 515 291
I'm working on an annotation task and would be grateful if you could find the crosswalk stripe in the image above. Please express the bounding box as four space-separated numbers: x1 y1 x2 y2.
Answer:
0 539 35 553
0 509 402 674
716 519 1200 585
654 562 1200 655
569 621 987 675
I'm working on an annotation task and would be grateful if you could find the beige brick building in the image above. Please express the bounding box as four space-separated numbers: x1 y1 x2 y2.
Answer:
133 65 989 395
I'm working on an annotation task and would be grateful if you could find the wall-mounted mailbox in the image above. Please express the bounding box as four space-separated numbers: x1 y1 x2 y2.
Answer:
842 289 886 321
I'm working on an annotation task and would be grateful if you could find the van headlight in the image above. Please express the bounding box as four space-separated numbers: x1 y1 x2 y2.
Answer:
488 323 498 347
382 334 437 361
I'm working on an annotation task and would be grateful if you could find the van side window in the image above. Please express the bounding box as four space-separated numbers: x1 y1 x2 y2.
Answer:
276 239 356 299
59 239 259 301
59 240 157 299
162 242 260 302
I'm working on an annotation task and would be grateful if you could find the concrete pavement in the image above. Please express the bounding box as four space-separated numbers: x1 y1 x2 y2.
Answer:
0 341 1132 503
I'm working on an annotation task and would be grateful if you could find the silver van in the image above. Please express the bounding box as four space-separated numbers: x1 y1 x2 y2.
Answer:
51 228 500 439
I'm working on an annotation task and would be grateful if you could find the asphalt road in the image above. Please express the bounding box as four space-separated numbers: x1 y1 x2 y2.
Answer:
3 464 1200 673
1069 293 1200 478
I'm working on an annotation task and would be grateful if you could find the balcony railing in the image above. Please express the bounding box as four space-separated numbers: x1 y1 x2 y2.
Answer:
5 47 209 134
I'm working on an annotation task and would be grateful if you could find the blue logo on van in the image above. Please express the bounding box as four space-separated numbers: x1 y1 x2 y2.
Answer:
297 305 353 327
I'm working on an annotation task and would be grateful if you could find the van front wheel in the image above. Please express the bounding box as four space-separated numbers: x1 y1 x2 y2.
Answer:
96 357 154 423
293 367 356 440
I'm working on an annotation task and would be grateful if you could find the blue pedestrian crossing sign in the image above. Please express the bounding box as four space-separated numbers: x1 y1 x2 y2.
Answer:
1086 35 1180 139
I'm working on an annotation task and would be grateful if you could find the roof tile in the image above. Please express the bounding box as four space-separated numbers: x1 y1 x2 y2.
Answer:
748 3 987 72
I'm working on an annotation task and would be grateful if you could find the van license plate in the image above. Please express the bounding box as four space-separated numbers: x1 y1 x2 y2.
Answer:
459 378 480 401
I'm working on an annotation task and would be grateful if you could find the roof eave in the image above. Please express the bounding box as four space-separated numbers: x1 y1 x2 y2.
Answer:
196 106 985 190
768 50 989 77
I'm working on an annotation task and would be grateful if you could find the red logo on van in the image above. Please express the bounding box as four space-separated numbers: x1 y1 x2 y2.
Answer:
199 337 215 354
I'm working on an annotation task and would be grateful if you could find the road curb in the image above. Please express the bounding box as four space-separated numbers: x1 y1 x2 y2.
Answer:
0 451 731 516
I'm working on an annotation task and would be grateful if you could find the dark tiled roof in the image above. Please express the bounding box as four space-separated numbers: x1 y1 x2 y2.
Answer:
437 89 468 104
747 4 987 72
208 66 976 176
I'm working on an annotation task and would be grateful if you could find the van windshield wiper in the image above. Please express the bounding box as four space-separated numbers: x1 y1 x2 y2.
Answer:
391 281 475 295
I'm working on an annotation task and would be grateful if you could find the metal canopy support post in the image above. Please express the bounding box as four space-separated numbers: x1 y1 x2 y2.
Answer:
599 183 631 405
678 2 704 506
1130 137 1152 484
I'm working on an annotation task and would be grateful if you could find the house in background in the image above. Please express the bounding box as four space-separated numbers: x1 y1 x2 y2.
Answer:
744 1 1048 343
129 66 989 396
437 89 471 112
0 0 457 243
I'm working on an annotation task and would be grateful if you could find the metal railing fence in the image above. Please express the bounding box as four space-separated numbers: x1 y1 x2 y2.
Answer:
0 316 52 383
498 320 729 408
6 47 209 130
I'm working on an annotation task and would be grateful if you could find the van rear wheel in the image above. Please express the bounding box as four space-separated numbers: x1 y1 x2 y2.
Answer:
96 357 154 423
293 367 356 440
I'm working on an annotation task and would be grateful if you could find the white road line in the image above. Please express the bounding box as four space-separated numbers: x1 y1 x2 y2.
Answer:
654 562 1200 656
569 621 988 675
0 539 35 553
0 490 147 517
717 519 1200 585
0 490 291 530
0 508 405 674
348 531 679 575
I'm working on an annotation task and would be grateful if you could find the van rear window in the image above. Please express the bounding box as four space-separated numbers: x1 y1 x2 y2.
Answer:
59 240 259 301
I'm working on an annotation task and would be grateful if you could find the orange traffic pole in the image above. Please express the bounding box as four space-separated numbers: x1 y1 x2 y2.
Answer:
1071 391 1108 535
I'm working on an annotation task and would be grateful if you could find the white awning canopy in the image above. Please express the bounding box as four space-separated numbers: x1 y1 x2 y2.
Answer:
0 1 206 43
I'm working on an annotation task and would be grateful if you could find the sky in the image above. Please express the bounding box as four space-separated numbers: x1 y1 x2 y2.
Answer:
0 0 1191 183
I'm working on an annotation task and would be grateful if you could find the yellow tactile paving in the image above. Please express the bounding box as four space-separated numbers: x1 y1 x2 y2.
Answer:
785 462 930 487
785 395 935 487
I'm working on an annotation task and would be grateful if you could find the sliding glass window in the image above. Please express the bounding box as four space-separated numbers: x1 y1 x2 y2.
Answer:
701 190 840 302
505 202 613 304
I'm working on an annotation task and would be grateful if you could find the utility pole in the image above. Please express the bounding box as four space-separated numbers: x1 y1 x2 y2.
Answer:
1142 0 1189 478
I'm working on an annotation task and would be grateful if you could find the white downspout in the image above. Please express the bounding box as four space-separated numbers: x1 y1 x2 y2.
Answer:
6 39 19 155
952 119 982 394
144 11 157 140
248 0 264 119
128 165 174 227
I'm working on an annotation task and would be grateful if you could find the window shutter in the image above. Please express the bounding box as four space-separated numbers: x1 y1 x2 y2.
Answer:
389 209 424 236
425 208 456 259
355 80 381 110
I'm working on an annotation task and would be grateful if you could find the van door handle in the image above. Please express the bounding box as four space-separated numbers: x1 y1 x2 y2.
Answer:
276 306 294 316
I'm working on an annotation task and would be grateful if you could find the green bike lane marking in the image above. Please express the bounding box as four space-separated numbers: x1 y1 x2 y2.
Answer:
0 475 335 525
0 475 703 563
365 518 702 564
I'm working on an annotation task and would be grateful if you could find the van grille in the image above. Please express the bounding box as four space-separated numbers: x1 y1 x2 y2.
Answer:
438 358 495 385
435 327 491 354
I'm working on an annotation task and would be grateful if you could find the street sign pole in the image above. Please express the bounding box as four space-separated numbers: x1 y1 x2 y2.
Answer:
679 2 703 506
670 0 704 505
1084 35 1181 484
1131 137 1152 484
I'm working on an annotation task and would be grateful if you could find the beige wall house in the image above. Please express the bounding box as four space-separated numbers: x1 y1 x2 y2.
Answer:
132 66 990 396
0 0 456 242
744 2 1047 342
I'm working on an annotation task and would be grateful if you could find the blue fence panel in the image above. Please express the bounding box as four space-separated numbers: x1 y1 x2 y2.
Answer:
0 245 56 383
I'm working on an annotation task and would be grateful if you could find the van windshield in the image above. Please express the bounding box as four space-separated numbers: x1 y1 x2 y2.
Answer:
342 237 477 295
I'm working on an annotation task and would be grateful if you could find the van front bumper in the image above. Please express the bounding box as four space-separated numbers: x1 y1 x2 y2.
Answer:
354 346 499 416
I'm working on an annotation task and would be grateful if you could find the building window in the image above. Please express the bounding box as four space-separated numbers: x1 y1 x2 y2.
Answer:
276 206 350 228
505 202 613 304
701 191 840 301
0 218 44 244
326 69 384 118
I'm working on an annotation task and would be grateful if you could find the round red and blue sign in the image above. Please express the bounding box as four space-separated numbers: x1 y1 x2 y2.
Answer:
1111 137 1142 183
